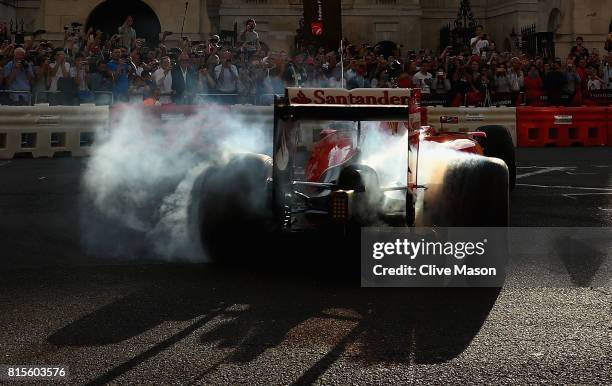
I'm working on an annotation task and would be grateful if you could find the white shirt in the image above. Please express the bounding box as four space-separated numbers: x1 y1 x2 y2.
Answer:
118 25 136 52
470 36 489 55
48 62 71 92
327 77 341 88
180 66 188 83
412 72 432 93
587 78 603 90
345 68 356 81
214 64 239 93
244 30 259 52
153 67 173 103
507 69 524 91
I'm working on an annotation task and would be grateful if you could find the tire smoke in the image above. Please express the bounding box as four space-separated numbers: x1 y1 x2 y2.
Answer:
80 106 271 262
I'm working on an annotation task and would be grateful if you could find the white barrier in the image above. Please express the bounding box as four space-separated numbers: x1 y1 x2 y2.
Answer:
424 106 518 147
229 105 273 118
229 105 273 132
0 104 274 160
0 105 109 159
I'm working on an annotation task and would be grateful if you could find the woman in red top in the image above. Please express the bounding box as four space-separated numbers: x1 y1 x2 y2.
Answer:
523 64 543 105
395 61 415 88
574 57 588 105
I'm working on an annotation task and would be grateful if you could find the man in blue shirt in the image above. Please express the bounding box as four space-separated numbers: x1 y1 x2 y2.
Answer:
106 47 131 102
3 47 34 105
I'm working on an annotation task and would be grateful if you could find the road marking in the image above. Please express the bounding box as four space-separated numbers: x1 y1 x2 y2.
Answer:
516 167 574 179
563 192 612 200
518 183 612 206
565 172 597 175
0 161 11 167
517 183 612 191
517 166 576 169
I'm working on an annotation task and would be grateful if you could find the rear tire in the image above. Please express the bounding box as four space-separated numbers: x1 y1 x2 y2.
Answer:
425 156 509 227
478 125 516 191
198 153 273 262
427 156 509 287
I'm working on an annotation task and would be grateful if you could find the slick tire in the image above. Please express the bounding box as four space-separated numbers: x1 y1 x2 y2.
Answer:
427 156 509 287
478 125 516 191
197 153 273 262
426 155 509 227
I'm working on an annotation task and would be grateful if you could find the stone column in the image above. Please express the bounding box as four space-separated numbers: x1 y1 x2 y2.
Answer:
200 0 212 39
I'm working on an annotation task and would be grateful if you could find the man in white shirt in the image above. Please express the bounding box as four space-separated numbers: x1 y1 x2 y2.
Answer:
470 25 489 56
345 59 357 82
152 56 173 104
412 61 432 93
214 50 239 104
47 50 71 92
586 66 604 90
130 50 144 77
508 57 525 92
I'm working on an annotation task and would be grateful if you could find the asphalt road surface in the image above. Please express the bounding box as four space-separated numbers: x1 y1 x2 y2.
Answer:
1 148 611 385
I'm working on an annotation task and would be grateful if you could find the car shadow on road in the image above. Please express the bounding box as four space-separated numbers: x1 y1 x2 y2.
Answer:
47 235 500 384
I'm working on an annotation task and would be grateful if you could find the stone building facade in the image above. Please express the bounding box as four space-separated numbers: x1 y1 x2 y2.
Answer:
2 0 611 56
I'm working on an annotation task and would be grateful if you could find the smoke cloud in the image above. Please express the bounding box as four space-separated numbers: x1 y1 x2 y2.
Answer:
360 122 409 187
80 105 271 262
358 122 488 225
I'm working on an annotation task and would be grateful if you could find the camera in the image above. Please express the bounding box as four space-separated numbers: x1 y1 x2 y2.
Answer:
388 59 401 70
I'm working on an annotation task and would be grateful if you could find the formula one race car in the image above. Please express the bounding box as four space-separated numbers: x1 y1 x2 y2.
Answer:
196 88 515 258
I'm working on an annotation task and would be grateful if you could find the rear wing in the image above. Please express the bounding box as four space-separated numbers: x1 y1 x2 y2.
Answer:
276 88 421 122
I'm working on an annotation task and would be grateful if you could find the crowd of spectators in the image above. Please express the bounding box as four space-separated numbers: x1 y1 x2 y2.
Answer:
1 18 611 107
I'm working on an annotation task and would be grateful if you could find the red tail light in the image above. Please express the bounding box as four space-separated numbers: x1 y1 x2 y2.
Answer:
330 190 353 222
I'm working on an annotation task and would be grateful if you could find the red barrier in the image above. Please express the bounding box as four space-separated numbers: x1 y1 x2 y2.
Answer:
517 106 608 147
608 107 612 146
420 106 428 126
